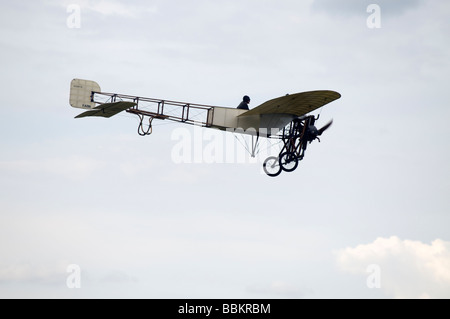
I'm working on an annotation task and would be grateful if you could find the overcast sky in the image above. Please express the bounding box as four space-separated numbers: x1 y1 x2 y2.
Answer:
0 0 449 298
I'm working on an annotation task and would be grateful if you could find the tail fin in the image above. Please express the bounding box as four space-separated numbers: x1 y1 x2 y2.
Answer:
69 79 100 109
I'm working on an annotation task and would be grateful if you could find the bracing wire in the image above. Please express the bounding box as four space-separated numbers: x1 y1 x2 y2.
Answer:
233 133 252 156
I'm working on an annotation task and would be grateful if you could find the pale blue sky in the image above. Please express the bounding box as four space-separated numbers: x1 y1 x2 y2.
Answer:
0 0 449 298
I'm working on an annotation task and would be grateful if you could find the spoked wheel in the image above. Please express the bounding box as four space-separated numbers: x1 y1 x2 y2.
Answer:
279 152 299 172
263 156 282 177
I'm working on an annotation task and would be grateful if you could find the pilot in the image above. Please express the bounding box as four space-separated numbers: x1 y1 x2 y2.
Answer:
237 95 250 110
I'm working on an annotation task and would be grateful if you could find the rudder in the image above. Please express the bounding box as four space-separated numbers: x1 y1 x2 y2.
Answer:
69 79 101 109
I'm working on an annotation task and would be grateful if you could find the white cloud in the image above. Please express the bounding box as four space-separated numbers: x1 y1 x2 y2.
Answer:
336 236 450 298
246 281 304 298
99 270 138 284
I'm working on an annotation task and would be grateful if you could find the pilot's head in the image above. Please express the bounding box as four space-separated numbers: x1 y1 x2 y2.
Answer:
243 95 250 104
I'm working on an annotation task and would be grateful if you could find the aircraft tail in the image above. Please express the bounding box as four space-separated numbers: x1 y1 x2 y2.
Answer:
69 79 100 109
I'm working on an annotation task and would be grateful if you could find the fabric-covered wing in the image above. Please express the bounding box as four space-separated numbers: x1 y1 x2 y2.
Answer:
75 101 137 118
240 90 341 117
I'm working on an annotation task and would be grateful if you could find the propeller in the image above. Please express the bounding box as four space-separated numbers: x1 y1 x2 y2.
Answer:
306 119 333 143
317 119 333 136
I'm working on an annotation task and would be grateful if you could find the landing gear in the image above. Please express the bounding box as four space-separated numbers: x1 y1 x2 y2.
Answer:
262 115 332 177
263 156 282 177
279 152 299 172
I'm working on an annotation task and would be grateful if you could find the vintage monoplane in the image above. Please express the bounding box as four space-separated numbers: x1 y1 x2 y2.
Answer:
69 79 341 177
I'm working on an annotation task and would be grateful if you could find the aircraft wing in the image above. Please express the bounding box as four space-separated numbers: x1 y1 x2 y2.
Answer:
75 101 137 118
239 90 341 117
